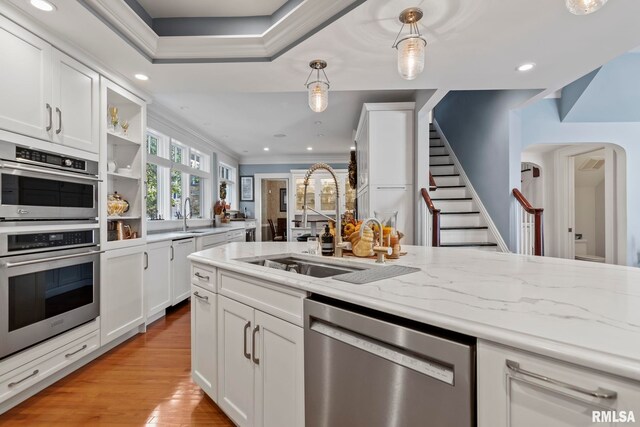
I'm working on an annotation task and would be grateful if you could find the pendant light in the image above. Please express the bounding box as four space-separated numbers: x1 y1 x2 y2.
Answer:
566 0 608 15
393 8 427 81
305 60 330 113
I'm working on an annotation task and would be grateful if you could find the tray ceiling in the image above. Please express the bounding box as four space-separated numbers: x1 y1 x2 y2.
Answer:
136 0 289 18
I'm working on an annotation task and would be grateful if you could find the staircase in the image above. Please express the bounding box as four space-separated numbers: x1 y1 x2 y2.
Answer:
428 125 498 251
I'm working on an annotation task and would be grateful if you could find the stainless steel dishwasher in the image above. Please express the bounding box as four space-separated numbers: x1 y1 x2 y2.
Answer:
305 296 476 427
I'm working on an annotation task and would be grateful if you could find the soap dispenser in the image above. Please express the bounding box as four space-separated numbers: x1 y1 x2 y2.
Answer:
321 224 334 256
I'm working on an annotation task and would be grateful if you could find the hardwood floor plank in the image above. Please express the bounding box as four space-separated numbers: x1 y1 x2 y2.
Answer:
0 302 234 426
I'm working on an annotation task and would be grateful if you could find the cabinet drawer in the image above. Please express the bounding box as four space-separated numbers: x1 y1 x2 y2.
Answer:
198 233 227 250
226 230 245 242
478 340 640 427
192 263 216 292
218 270 307 326
0 331 99 402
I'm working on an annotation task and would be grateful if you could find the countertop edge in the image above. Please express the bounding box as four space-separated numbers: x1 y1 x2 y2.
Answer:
188 251 640 383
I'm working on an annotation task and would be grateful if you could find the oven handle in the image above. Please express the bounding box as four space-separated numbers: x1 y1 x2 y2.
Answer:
3 250 104 268
0 161 101 182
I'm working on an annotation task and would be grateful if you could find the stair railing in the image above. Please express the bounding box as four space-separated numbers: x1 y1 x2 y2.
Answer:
512 188 544 256
429 171 437 192
421 188 441 247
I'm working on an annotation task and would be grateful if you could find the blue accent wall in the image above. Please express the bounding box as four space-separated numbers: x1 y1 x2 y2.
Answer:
238 163 348 217
434 90 541 250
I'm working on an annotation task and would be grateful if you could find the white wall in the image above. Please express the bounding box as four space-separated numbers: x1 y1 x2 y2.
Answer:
575 187 597 255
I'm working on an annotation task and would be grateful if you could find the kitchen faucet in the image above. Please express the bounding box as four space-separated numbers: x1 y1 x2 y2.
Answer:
183 197 191 232
302 163 342 256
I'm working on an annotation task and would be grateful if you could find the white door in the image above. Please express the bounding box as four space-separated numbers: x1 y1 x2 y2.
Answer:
0 16 52 141
101 246 145 345
191 285 217 401
254 310 304 427
218 296 255 427
51 49 99 153
171 238 195 305
144 241 172 319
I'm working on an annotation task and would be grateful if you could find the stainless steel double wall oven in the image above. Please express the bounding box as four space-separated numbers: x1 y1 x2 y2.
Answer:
0 141 101 359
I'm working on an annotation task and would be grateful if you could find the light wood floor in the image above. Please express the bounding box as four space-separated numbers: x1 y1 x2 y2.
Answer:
0 302 234 426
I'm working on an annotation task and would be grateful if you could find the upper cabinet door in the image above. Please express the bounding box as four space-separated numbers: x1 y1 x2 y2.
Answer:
0 16 52 141
52 49 99 153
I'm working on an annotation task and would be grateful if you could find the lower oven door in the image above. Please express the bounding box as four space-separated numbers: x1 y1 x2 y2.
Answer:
0 248 101 359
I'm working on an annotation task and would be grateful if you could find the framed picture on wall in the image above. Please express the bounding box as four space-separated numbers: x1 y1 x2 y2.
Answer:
240 176 254 201
279 188 287 212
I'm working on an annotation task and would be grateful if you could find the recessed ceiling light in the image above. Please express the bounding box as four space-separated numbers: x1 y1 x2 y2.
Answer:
516 63 536 72
314 121 322 125
263 147 270 151
30 0 56 12
350 146 356 150
273 133 286 138
134 73 149 81
307 147 313 151
317 133 324 138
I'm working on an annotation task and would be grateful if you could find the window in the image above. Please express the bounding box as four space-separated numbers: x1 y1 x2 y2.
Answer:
218 162 236 209
146 129 211 221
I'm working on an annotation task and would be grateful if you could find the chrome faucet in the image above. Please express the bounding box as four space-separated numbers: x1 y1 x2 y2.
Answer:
183 197 191 232
302 163 342 256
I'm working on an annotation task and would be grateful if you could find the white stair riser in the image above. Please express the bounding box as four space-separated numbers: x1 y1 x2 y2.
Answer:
475 246 499 252
430 156 451 166
430 164 456 175
432 175 462 186
430 139 444 147
429 187 467 199
440 214 483 228
441 229 490 243
430 146 448 155
433 199 475 212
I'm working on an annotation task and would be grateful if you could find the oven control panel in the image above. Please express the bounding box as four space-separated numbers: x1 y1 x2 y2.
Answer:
16 147 86 171
8 230 95 252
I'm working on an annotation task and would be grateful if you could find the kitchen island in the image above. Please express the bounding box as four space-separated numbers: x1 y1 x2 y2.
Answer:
189 242 640 427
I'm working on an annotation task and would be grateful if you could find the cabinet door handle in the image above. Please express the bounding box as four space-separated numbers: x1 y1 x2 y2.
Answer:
243 321 251 360
252 325 260 365
144 252 149 270
375 186 406 190
195 272 210 281
55 107 62 134
8 370 39 388
65 344 88 358
170 246 174 261
45 104 52 131
506 360 617 399
193 291 209 303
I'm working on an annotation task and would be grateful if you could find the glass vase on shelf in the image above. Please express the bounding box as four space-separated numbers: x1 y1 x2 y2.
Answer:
108 105 119 132
120 120 129 137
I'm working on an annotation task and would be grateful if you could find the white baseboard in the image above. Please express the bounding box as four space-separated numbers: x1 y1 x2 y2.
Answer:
432 120 510 253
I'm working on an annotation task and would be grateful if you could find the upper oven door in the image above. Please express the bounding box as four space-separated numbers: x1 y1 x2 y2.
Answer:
0 161 99 220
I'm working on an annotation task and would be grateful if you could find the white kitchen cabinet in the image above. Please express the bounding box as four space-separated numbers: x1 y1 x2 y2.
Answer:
51 49 99 153
171 238 196 305
218 295 255 427
254 310 304 427
191 284 217 401
144 241 172 320
0 16 52 141
227 229 246 243
478 340 640 427
196 233 227 251
217 294 304 427
0 17 99 153
101 246 145 346
354 103 415 243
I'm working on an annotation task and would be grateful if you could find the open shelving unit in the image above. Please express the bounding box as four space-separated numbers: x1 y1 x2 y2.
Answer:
100 78 146 250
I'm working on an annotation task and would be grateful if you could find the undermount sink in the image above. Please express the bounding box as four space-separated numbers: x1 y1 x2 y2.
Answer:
179 230 207 234
242 256 368 278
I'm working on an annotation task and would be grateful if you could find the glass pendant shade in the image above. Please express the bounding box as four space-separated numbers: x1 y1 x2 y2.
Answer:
307 81 329 113
397 36 426 80
566 0 608 15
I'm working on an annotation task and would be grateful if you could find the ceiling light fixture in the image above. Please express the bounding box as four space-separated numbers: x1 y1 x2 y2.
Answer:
134 73 149 81
304 60 330 113
30 0 56 11
350 146 356 150
566 0 608 15
263 147 270 151
516 62 536 72
307 147 313 151
393 8 427 81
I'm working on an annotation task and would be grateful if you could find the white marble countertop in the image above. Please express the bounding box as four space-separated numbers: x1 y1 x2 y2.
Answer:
147 223 246 243
189 242 640 381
